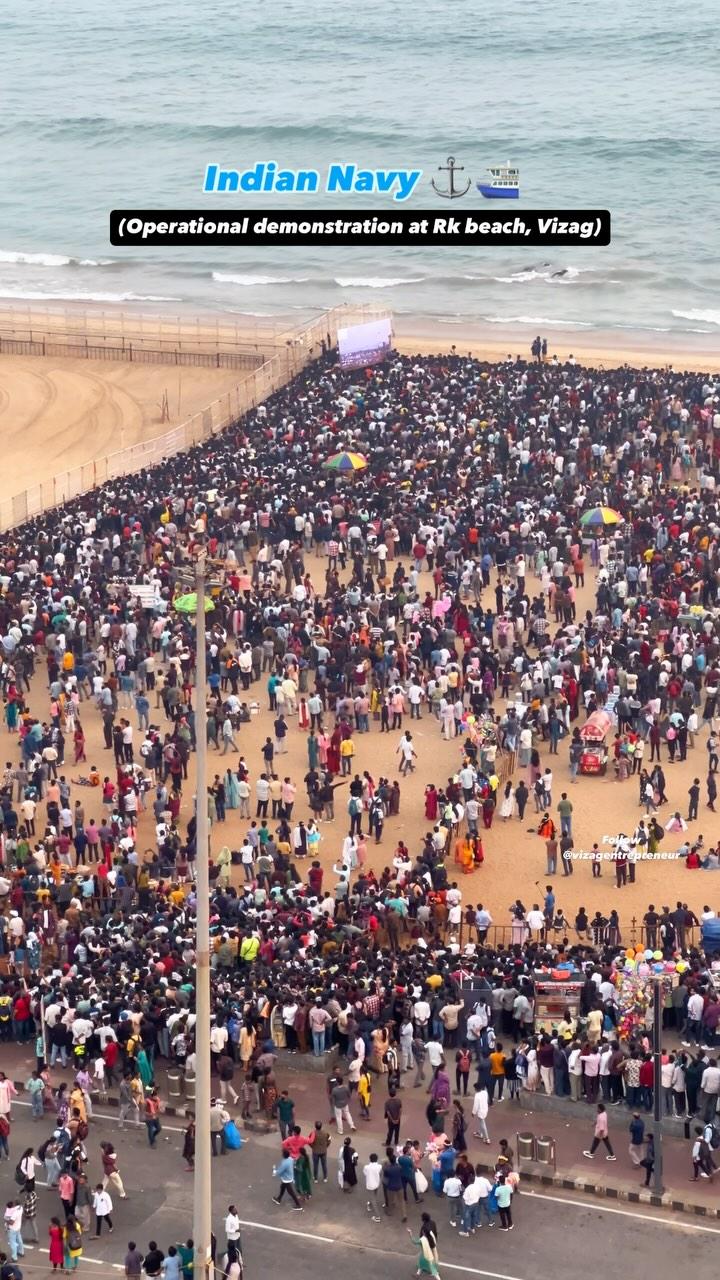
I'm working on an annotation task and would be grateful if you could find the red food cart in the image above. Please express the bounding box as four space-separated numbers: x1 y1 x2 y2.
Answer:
578 709 613 776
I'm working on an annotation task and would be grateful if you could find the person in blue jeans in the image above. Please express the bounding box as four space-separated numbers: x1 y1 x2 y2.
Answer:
3 1202 24 1261
442 1173 462 1224
309 1002 331 1057
458 1175 480 1235
398 1145 420 1206
144 1090 161 1146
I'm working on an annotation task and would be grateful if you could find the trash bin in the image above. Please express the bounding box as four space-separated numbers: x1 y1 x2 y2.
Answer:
516 1132 536 1161
167 1069 182 1101
184 1071 196 1103
535 1136 556 1169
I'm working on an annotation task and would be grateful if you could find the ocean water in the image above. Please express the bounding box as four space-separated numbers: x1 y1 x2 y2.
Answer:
2 0 720 339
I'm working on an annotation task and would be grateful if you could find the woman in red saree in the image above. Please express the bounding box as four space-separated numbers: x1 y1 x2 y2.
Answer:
326 727 341 775
424 784 438 821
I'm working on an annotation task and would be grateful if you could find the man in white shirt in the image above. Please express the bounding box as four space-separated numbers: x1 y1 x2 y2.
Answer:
456 1172 479 1233
91 1186 113 1236
3 1201 24 1260
471 1085 490 1142
44 1000 65 1029
466 1006 489 1051
568 1044 583 1101
209 1020 229 1069
526 905 545 937
599 1044 613 1099
701 1061 720 1122
425 1035 445 1072
363 1154 383 1220
224 1206 242 1252
240 840 255 881
443 1172 463 1226
446 885 462 911
396 732 417 775
413 998 431 1040
684 991 705 1046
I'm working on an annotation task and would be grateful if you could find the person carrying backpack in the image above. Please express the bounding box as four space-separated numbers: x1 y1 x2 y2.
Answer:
455 1047 471 1096
62 1216 83 1271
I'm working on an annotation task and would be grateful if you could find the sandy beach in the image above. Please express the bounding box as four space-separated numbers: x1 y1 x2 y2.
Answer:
1 299 719 517
29 557 714 949
0 302 717 938
3 300 719 371
392 315 720 373
0 355 260 500
0 302 295 355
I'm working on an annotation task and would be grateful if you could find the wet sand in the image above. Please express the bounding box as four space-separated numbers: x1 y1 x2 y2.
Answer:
392 316 720 372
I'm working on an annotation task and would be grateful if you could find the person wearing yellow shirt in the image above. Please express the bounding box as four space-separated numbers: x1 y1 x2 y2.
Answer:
586 1007 603 1045
269 774 283 818
239 933 259 964
357 1067 372 1120
340 736 355 776
489 1046 507 1100
556 1014 576 1043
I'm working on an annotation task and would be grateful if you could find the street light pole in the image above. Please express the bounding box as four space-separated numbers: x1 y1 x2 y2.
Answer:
192 550 212 1280
652 977 664 1195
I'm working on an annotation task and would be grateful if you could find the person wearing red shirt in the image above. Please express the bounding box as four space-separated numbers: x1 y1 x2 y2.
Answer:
283 1127 314 1160
639 1055 654 1111
12 991 32 1042
104 1038 119 1085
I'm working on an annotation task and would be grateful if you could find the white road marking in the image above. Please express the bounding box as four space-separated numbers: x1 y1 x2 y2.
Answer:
431 1262 527 1280
238 1218 333 1242
13 1098 186 1134
524 1189 720 1235
21 1250 122 1270
236 1220 524 1276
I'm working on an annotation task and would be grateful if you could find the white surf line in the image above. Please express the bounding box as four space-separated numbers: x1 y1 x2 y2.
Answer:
524 1189 720 1235
13 1098 186 1133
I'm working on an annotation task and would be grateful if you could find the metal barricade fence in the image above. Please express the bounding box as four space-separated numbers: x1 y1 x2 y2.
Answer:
0 305 391 533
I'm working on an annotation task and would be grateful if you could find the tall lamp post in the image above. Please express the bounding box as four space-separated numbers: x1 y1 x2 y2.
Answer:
175 551 213 1280
651 976 664 1195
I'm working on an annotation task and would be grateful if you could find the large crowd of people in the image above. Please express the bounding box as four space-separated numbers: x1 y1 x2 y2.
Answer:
1 345 720 1272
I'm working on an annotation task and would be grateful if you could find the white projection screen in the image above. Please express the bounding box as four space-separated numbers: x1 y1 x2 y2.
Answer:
337 317 393 369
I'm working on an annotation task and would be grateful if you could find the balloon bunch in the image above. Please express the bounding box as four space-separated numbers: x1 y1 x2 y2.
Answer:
613 961 651 1038
462 713 497 745
610 946 688 1040
619 944 689 978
